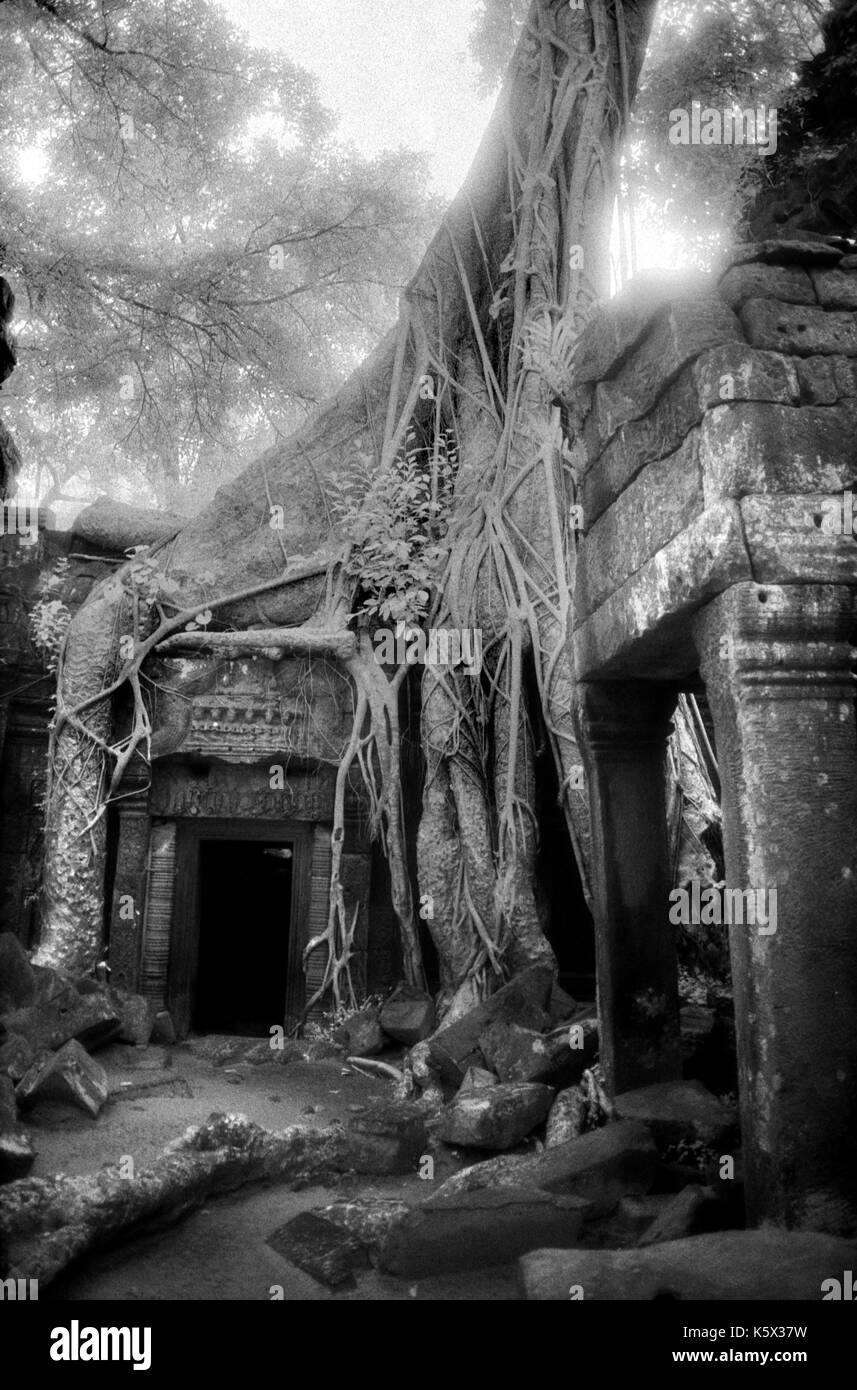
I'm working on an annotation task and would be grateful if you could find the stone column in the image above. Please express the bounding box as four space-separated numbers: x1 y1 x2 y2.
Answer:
107 787 151 993
577 682 682 1093
693 582 857 1234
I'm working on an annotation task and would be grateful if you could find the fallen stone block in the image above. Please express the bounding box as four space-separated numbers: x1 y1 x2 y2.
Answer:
112 992 153 1046
2 989 122 1054
519 1230 857 1300
457 1066 499 1096
380 1187 591 1277
481 1015 597 1087
267 1210 370 1287
545 1086 588 1148
150 1010 176 1045
380 984 435 1046
321 1197 411 1256
427 965 554 1085
616 1194 674 1240
0 1033 35 1083
336 1098 429 1175
333 1007 384 1058
435 1120 658 1214
108 1074 192 1102
638 1183 729 1246
436 1082 554 1151
0 933 35 1013
16 1039 109 1118
0 1073 34 1183
613 1080 736 1151
547 982 578 1025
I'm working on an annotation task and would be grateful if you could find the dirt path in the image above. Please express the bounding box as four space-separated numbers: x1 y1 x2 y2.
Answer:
28 1038 521 1301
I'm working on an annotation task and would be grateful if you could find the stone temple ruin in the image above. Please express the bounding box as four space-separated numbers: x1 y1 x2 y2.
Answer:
1 0 856 1305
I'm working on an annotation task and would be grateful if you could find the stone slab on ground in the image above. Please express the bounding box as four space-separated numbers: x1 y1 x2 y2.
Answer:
16 1039 109 1118
638 1183 729 1246
0 1073 34 1182
379 985 435 1046
108 1074 193 1102
267 1209 370 1287
380 1186 590 1277
336 1098 429 1175
435 1120 658 1214
519 1229 857 1300
320 1197 412 1255
613 1080 736 1150
427 965 554 1085
436 1082 554 1151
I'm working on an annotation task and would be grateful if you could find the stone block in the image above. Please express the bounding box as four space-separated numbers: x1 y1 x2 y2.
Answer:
480 1017 596 1088
519 1230 857 1300
700 401 857 501
379 984 435 1046
457 1066 499 1096
612 1080 736 1151
795 355 839 404
113 992 153 1046
0 1033 35 1082
435 1120 658 1215
380 1187 590 1276
436 1082 554 1151
267 1210 370 1287
334 1006 385 1058
574 271 708 384
150 1010 176 1045
718 262 815 310
545 1086 587 1148
427 965 553 1085
739 495 857 588
740 298 857 356
108 1074 192 1101
638 1183 728 1246
811 268 857 310
16 1038 109 1118
337 1098 429 1175
722 239 843 270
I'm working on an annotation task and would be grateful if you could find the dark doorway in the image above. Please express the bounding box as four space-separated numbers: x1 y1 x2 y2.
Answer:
194 839 293 1036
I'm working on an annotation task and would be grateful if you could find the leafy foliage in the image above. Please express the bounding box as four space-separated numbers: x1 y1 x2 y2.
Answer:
29 554 71 671
335 428 458 625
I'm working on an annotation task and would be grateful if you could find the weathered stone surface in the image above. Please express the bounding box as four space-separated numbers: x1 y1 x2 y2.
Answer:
577 433 704 614
2 989 122 1054
338 1098 429 1174
103 1043 172 1071
573 501 753 680
0 933 35 1012
427 965 553 1084
519 1230 857 1300
740 298 857 356
113 992 153 1046
700 401 857 501
795 355 839 404
379 984 435 1046
16 1039 109 1117
547 982 578 1024
321 1197 411 1254
722 239 843 270
575 271 708 384
616 1194 674 1239
0 1073 34 1183
589 296 742 448
380 1187 590 1276
613 1081 736 1151
638 1183 728 1246
267 1210 370 1287
545 1086 588 1148
739 495 857 588
436 1120 658 1214
0 1033 35 1083
334 1007 384 1058
150 1010 176 1045
718 261 815 310
811 268 857 310
436 1082 554 1151
108 1074 192 1101
582 346 799 526
481 1017 597 1087
458 1066 499 1096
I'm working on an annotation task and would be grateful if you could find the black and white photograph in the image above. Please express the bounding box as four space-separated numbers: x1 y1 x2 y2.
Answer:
0 0 855 1344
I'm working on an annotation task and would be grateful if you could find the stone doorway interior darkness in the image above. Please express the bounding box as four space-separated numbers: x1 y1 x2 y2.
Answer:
168 819 311 1037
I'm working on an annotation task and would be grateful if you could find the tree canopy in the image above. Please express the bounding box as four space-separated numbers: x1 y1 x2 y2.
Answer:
0 0 438 514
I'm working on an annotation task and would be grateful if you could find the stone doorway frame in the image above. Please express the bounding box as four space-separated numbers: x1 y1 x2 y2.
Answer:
168 818 312 1036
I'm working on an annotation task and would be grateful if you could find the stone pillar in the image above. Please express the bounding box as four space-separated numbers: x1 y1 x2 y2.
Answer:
577 682 682 1093
693 582 857 1234
107 787 151 993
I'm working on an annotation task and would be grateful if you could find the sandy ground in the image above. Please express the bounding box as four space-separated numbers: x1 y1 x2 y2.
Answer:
29 1039 521 1302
